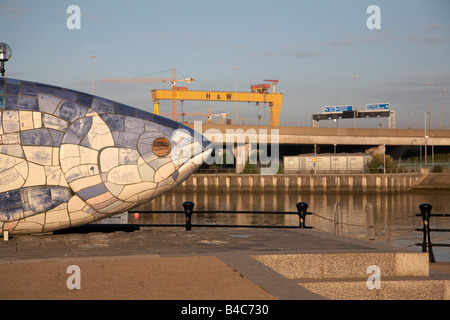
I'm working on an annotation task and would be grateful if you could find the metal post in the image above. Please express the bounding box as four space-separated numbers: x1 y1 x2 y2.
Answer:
426 82 434 129
418 203 436 263
425 112 429 168
440 89 447 130
233 66 240 124
351 75 359 128
334 203 338 234
314 144 317 174
296 202 308 228
183 201 195 231
334 202 343 235
90 55 96 95
365 203 375 240
0 61 5 77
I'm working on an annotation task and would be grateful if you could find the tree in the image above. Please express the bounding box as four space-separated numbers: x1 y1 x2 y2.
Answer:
366 154 395 173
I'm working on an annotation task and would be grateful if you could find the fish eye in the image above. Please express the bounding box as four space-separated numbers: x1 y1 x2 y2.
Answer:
152 137 171 157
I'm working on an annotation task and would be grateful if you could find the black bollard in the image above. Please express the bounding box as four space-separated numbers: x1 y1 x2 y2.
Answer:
419 203 436 263
296 202 309 228
183 201 195 231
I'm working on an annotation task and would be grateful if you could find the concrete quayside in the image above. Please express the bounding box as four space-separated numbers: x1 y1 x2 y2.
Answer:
179 172 450 192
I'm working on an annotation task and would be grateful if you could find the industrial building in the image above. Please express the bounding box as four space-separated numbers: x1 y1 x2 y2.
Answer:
284 153 372 173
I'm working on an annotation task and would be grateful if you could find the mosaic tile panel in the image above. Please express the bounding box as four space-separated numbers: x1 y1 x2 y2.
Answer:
0 78 212 235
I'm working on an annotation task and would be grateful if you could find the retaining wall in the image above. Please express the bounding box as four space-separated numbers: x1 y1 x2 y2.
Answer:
179 173 433 193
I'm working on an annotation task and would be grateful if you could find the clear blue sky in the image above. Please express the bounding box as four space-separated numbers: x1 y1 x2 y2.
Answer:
1 0 449 128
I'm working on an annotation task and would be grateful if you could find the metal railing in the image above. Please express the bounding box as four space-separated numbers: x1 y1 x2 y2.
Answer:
194 167 444 175
58 201 378 238
129 201 313 230
311 201 375 240
415 203 450 262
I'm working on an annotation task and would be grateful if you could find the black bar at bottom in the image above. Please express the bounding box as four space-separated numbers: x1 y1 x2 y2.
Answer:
54 224 140 234
139 223 312 229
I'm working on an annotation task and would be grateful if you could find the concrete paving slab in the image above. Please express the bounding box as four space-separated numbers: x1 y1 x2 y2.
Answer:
0 226 446 300
0 255 277 300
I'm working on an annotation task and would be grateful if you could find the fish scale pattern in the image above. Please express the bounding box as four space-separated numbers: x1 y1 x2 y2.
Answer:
0 78 211 234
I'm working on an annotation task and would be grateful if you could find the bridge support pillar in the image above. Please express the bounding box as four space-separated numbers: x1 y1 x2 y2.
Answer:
234 143 250 173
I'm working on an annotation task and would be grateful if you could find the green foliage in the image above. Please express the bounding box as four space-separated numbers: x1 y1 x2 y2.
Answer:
242 162 258 174
366 154 396 173
408 153 450 163
431 165 444 173
208 150 234 168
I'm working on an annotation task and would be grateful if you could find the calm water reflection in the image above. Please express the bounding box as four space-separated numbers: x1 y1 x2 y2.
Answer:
133 190 450 262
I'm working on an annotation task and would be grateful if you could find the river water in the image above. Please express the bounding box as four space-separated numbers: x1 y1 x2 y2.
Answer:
133 189 450 262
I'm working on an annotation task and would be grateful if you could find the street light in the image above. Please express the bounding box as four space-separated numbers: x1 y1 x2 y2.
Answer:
314 144 317 174
0 43 12 77
406 111 414 129
424 111 430 168
233 66 240 124
351 75 359 128
426 82 434 129
90 55 96 95
440 89 447 130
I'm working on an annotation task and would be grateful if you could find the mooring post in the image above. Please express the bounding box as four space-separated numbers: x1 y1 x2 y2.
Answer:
419 203 436 263
183 201 195 231
296 202 309 228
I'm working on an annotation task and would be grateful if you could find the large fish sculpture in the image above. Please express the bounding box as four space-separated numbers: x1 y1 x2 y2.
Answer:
0 78 212 235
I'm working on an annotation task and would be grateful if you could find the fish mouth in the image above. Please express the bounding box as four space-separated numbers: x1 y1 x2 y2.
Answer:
171 122 212 169
193 133 213 167
173 142 212 184
194 143 213 166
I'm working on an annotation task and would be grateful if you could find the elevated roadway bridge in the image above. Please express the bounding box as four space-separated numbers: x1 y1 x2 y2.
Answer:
185 123 450 164
185 123 450 147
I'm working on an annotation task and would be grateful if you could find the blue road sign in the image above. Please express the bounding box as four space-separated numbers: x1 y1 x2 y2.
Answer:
323 105 353 113
366 103 389 110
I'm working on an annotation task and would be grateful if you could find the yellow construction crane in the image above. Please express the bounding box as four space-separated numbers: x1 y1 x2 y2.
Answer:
160 105 230 123
102 68 195 121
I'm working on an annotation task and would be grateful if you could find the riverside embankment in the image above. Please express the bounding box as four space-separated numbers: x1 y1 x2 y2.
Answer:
179 173 450 193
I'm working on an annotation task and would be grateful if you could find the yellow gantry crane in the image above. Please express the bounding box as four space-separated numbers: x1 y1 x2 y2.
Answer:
152 79 283 126
102 68 195 121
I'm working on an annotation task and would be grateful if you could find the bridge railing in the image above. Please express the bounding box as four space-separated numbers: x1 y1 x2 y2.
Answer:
180 119 445 130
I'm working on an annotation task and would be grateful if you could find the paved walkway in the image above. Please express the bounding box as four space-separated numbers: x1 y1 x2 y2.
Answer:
0 226 448 300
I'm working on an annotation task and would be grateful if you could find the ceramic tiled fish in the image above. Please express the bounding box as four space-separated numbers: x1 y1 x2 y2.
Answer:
0 78 212 235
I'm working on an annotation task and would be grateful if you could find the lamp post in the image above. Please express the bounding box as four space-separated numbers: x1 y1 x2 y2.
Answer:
425 112 430 168
406 111 413 129
411 139 417 170
314 144 317 174
440 89 447 130
0 43 12 77
90 55 96 95
426 82 434 129
233 66 240 124
351 75 359 128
